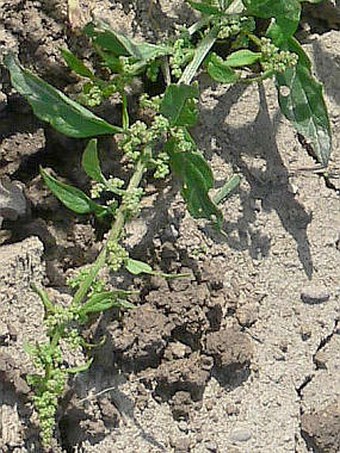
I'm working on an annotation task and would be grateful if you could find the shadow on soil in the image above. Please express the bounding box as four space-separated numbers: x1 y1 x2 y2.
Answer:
199 82 314 278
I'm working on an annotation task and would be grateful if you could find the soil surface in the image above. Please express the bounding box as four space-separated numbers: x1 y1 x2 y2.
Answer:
0 1 339 452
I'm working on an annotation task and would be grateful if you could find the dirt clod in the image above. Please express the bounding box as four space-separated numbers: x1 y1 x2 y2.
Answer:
301 402 340 453
204 327 253 372
109 303 173 370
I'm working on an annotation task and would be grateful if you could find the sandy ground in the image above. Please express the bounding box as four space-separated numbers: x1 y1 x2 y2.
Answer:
0 1 339 452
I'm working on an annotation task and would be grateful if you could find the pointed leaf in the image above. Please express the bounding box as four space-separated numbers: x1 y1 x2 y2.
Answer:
243 0 301 43
167 140 222 225
61 49 94 79
84 22 133 56
72 250 107 306
275 39 331 166
67 358 93 374
213 175 241 205
85 21 170 62
79 291 134 317
40 167 107 216
160 84 199 127
82 139 106 183
4 54 122 138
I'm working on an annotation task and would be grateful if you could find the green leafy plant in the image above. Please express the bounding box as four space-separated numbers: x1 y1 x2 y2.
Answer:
4 0 331 447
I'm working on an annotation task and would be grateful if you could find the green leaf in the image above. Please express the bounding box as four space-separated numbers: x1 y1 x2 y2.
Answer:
180 25 219 85
97 51 124 73
125 258 154 275
207 53 239 84
125 258 190 279
167 140 223 225
213 174 241 205
61 49 94 79
275 39 331 166
84 22 133 56
67 358 93 374
133 42 171 62
31 283 55 314
40 167 107 216
188 1 223 15
243 0 301 43
79 291 134 317
85 21 170 62
72 250 107 306
160 84 199 127
82 139 106 183
4 54 122 138
226 49 262 67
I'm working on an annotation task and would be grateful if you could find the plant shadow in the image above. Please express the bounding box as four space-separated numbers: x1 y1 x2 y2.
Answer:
198 81 313 278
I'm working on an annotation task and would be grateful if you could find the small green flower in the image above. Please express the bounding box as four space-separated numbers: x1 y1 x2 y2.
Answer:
122 187 144 216
169 35 194 79
261 38 298 73
153 152 170 179
107 241 129 272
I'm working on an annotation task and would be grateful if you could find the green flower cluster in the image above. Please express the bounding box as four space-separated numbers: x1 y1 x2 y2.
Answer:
171 127 195 152
218 16 255 40
139 93 162 112
66 328 83 350
261 38 298 73
169 36 194 79
44 306 74 333
119 120 149 161
80 82 117 107
119 115 170 163
119 56 139 76
153 152 170 179
67 267 105 298
107 241 128 272
90 181 105 198
27 347 66 445
122 187 144 215
91 177 125 199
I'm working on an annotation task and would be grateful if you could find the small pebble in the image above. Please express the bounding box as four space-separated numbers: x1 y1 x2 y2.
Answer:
229 428 252 443
178 420 188 432
301 285 330 304
205 440 218 452
225 403 239 416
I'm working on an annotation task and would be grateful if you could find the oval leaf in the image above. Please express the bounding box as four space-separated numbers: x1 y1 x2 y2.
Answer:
125 258 153 275
207 53 239 84
243 0 301 43
160 84 199 127
4 54 122 138
85 21 170 62
226 49 261 67
40 167 107 216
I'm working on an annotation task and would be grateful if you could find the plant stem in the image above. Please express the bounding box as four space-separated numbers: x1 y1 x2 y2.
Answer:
72 147 151 307
122 93 130 129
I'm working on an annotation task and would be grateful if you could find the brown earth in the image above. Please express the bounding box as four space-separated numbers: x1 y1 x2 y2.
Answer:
0 1 339 452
